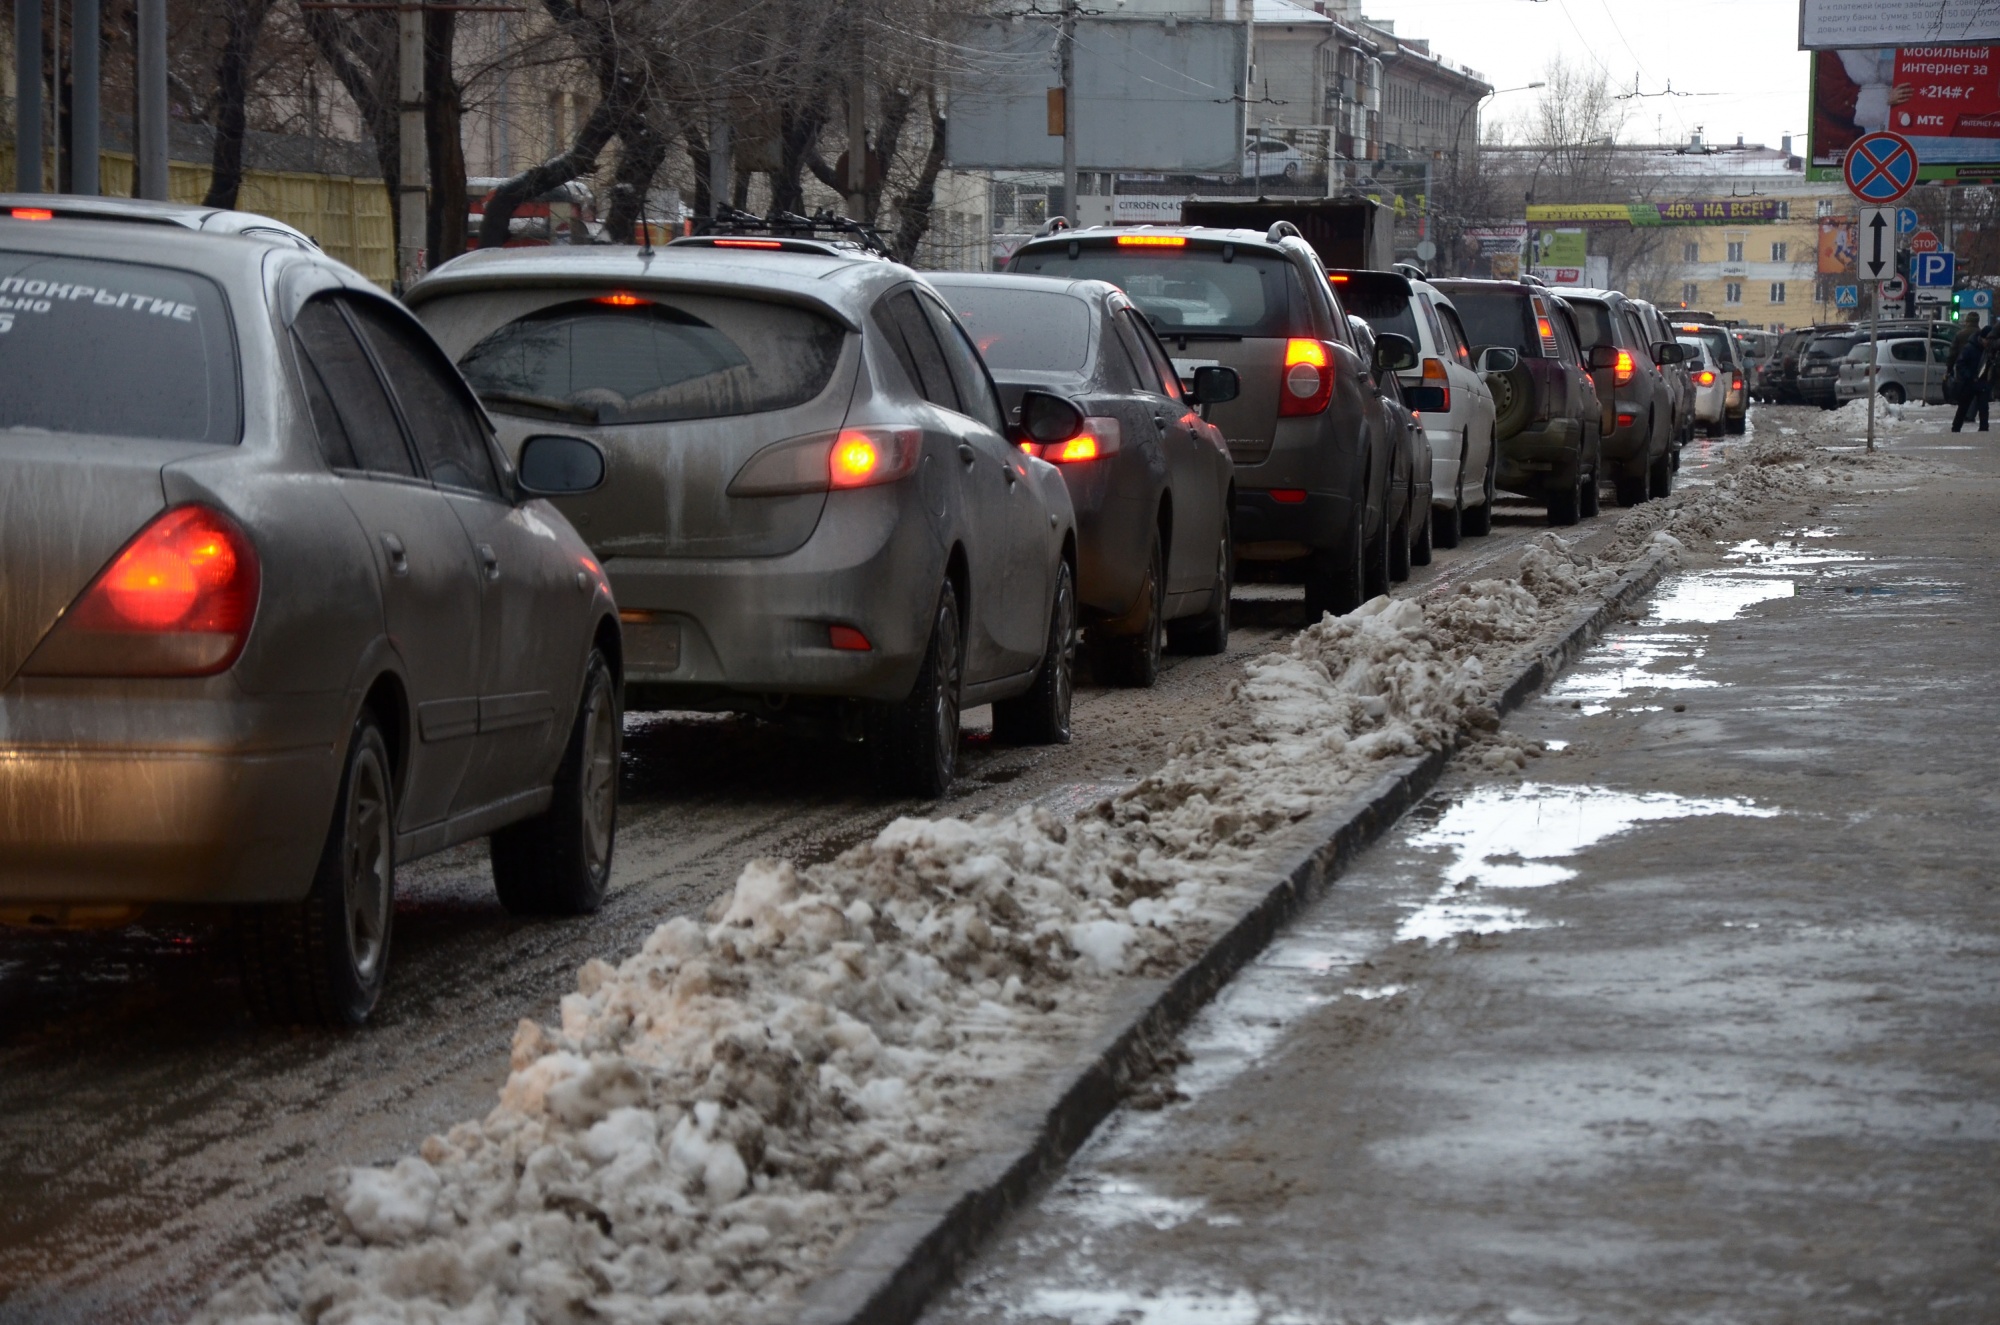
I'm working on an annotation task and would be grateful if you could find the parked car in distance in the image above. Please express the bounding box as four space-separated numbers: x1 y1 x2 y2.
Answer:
1563 287 1682 505
929 273 1239 684
1673 319 1748 430
1008 222 1404 618
1632 298 1697 452
1335 267 1498 545
1733 329 1775 397
1836 336 1952 405
1432 278 1603 526
407 232 1081 798
1242 138 1306 180
1679 337 1729 433
0 208 621 1025
1345 314 1433 577
1792 327 1867 409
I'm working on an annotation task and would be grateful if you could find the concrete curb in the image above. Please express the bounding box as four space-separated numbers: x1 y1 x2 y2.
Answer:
793 549 1675 1325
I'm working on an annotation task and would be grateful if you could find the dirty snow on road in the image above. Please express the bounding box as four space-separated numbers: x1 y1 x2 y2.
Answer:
198 431 1870 1325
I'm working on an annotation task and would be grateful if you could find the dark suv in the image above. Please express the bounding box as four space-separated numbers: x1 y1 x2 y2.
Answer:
1432 279 1603 525
1563 287 1685 505
1010 223 1418 617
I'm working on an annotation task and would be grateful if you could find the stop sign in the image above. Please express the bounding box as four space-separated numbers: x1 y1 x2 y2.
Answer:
1911 229 1941 254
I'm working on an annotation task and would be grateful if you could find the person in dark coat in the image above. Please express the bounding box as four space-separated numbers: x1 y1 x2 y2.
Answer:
1950 321 1991 432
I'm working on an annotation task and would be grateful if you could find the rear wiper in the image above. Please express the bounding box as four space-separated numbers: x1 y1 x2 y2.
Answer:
478 390 603 424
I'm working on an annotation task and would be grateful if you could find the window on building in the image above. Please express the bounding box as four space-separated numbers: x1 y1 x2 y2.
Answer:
1683 242 1700 262
1816 199 1834 218
1682 283 1699 305
1771 242 1788 262
1726 241 1745 263
1770 282 1787 304
1725 282 1744 304
1776 202 1791 219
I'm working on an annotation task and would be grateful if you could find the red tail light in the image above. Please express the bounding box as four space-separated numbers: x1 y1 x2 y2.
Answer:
1116 234 1186 247
595 292 646 306
1613 349 1636 387
1279 339 1335 417
1696 370 1716 386
712 238 784 249
1421 356 1451 413
10 207 55 221
1730 374 1744 391
729 426 923 495
22 505 260 677
1021 416 1122 463
1269 488 1308 504
828 625 872 651
1531 295 1560 357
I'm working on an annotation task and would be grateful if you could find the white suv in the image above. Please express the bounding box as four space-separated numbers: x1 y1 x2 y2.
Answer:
1336 267 1499 545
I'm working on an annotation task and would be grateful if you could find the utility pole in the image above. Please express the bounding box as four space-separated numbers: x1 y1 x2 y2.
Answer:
1058 0 1077 222
397 1 427 287
14 0 41 191
846 11 867 219
73 0 100 194
135 0 168 198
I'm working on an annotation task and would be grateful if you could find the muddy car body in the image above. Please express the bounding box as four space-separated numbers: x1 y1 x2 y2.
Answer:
0 212 622 1024
1561 287 1684 505
928 272 1237 680
407 240 1080 792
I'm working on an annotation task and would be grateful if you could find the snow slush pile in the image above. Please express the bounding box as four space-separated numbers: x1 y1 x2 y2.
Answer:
1803 396 1955 443
199 446 1836 1325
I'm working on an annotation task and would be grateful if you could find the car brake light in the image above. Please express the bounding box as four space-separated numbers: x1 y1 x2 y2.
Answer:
1329 273 1350 283
1614 348 1636 387
1421 356 1451 413
596 292 646 306
1270 488 1308 504
1696 370 1716 386
1279 338 1335 417
9 207 54 221
21 505 260 677
828 625 871 651
712 238 784 249
1731 374 1743 390
1116 234 1186 247
728 426 923 496
1617 413 1636 428
1532 296 1560 357
1032 416 1122 463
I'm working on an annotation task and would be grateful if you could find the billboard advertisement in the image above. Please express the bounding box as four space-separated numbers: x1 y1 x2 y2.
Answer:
1800 0 2000 50
1811 46 2000 183
1818 217 1858 276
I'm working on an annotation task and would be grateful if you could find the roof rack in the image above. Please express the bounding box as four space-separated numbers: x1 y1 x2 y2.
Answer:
1034 215 1072 238
1392 261 1428 282
680 206 892 258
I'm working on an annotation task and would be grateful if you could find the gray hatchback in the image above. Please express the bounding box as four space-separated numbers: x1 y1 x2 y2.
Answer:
406 236 1081 797
0 211 621 1025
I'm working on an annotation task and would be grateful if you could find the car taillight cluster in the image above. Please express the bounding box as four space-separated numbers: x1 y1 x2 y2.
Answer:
21 505 261 677
728 426 924 496
1019 416 1123 463
1696 370 1717 386
1613 348 1636 387
1531 295 1560 357
1419 356 1451 413
1279 338 1335 417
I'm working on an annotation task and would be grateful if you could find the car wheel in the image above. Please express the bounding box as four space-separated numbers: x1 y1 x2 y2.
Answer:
1546 473 1581 527
1304 517 1365 619
1580 466 1602 518
1649 448 1674 499
1167 518 1231 656
1616 468 1649 506
236 711 396 1027
1388 497 1412 582
1725 412 1747 435
492 649 620 916
1490 365 1534 438
874 581 962 798
1092 533 1164 688
1409 496 1434 566
1462 438 1496 537
993 560 1076 745
1433 435 1465 548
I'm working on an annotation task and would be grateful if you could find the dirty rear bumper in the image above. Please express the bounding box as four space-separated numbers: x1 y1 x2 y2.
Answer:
1496 417 1584 497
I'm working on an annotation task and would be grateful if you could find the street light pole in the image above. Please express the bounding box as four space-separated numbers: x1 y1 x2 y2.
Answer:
1058 0 1077 222
13 0 40 191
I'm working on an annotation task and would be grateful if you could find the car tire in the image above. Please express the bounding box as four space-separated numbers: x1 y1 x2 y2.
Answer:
993 560 1076 746
1363 498 1393 597
1490 365 1534 438
1410 496 1434 566
1546 473 1581 527
236 711 396 1027
1879 383 1906 405
874 581 962 798
1725 412 1747 435
1616 469 1649 506
1580 466 1601 518
1388 498 1412 581
491 649 620 916
1167 519 1231 656
1649 448 1674 499
1462 439 1496 537
1304 518 1365 619
1092 534 1164 687
1432 434 1465 549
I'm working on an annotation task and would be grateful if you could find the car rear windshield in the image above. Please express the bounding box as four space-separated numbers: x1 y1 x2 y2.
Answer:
936 285 1093 373
1443 289 1539 355
1565 298 1617 349
1010 243 1301 337
0 251 238 444
439 292 844 425
1807 335 1861 359
1336 276 1421 347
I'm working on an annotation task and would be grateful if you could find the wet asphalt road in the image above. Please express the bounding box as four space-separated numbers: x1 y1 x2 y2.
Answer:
922 423 2000 1324
0 467 1630 1321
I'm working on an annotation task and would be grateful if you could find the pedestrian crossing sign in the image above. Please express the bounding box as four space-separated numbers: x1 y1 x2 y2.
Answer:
1834 285 1859 309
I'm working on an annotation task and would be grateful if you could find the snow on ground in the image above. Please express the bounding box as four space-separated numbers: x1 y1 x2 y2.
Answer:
196 434 1858 1325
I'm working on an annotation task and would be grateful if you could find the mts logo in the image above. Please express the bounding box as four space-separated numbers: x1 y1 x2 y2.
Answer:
1917 116 1946 126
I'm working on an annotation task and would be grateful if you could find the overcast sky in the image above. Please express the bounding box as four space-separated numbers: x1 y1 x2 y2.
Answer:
1364 0 1813 152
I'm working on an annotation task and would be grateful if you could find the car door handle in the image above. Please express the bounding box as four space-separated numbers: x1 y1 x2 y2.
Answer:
1153 412 1168 432
379 533 408 578
957 443 977 467
477 543 500 580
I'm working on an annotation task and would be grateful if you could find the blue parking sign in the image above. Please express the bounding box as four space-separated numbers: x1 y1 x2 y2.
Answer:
1914 252 1956 288
1969 289 1995 310
1834 285 1859 309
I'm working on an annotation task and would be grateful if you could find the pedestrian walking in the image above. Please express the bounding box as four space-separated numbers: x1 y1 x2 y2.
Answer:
1949 323 1991 432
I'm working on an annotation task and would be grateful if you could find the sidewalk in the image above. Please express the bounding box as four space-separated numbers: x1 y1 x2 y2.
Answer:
922 432 2000 1323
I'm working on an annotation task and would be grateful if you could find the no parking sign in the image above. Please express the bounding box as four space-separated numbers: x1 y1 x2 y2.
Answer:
1844 132 1919 205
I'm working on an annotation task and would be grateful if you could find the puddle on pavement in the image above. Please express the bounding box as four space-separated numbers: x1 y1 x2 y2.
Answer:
1011 1287 1309 1325
1645 575 1795 624
1396 782 1778 945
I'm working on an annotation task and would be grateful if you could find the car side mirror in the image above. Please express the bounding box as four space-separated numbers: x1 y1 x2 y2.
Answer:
1652 341 1687 365
1372 331 1419 375
1587 343 1621 371
1017 389 1086 445
1189 364 1241 406
1476 345 1520 374
516 434 606 497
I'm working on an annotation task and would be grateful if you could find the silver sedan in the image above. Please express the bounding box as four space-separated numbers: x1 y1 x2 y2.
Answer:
0 210 620 1024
